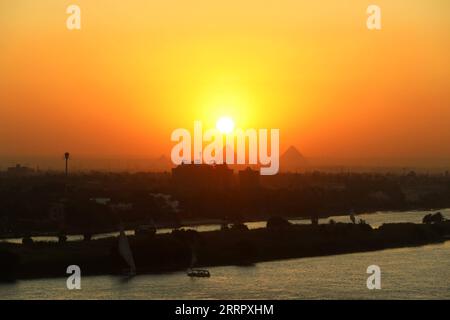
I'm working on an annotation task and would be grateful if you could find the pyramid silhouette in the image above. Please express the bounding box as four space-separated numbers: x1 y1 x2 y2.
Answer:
280 146 308 171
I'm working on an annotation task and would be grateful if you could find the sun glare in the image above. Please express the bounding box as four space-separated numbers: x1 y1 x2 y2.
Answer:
216 116 235 134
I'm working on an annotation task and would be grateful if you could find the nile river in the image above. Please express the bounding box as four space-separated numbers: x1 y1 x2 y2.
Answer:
0 209 449 299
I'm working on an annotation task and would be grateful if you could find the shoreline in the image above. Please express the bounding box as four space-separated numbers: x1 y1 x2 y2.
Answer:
1 220 450 281
18 238 450 281
1 206 448 242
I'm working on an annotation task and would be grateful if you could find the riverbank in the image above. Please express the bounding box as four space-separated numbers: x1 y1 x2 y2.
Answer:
2 207 449 243
1 220 450 281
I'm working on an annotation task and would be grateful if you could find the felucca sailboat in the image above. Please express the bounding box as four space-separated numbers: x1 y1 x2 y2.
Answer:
118 226 136 276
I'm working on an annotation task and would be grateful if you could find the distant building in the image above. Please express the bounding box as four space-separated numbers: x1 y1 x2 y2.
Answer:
172 162 233 191
7 164 34 175
239 167 260 189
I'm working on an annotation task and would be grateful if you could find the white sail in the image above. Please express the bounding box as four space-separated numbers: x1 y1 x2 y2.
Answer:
118 229 136 273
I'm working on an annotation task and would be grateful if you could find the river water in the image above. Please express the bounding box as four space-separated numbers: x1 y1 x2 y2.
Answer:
0 209 449 299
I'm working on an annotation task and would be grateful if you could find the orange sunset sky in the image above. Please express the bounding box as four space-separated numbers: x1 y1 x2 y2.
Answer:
0 1 449 167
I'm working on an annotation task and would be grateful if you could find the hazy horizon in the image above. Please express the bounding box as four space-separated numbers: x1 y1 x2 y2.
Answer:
1 1 450 166
1 153 449 172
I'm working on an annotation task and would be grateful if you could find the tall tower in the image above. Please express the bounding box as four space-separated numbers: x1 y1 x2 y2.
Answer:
64 152 70 176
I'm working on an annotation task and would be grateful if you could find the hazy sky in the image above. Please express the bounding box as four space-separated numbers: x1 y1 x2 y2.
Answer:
1 1 449 166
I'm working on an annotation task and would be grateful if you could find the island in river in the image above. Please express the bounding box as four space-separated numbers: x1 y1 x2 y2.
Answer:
1 215 450 281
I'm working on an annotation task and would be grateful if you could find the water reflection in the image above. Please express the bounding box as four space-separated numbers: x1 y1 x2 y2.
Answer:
1 241 449 299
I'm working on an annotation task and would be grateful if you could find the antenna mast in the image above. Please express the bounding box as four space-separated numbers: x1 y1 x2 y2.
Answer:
64 152 70 176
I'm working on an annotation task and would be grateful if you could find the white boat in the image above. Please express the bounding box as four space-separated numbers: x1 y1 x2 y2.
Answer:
187 268 210 277
187 247 210 277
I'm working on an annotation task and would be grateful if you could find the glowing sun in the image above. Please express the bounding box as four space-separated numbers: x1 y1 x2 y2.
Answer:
216 116 235 134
